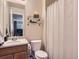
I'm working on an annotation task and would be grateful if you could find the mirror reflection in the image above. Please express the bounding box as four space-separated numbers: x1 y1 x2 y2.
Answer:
10 9 24 36
9 6 25 37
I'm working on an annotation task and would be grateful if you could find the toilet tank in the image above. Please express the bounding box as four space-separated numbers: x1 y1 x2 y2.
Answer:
30 40 41 51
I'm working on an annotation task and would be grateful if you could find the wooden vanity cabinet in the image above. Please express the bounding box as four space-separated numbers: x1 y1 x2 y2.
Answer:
0 45 28 59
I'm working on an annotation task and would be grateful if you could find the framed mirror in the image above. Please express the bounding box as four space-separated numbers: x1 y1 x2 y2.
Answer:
10 7 25 37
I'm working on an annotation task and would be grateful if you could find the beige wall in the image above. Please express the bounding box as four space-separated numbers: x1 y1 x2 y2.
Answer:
3 0 10 36
25 0 43 41
0 0 4 34
25 0 42 17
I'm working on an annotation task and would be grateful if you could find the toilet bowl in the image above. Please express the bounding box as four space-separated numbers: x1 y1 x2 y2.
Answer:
35 50 48 59
30 40 48 59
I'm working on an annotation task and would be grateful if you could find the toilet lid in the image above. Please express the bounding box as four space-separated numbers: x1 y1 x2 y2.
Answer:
35 50 48 58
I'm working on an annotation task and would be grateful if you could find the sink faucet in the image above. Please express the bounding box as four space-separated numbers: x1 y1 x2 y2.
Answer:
12 38 17 41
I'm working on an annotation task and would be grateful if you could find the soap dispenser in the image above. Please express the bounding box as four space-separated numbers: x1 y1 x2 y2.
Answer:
4 28 9 41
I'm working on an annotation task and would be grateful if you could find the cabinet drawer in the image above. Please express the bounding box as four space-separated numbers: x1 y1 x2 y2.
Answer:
0 45 28 57
0 55 13 59
14 52 27 59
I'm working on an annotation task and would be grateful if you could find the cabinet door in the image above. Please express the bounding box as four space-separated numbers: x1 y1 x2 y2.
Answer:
0 55 13 59
14 52 27 59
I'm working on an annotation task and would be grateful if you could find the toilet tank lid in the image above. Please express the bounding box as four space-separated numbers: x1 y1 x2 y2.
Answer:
31 40 41 43
35 50 48 58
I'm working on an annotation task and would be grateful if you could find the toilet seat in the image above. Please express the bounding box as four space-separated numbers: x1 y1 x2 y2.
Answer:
35 50 48 59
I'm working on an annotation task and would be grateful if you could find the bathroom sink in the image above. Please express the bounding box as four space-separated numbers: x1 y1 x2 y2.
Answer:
0 39 28 48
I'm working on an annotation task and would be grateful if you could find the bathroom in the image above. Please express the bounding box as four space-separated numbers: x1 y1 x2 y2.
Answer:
0 0 78 59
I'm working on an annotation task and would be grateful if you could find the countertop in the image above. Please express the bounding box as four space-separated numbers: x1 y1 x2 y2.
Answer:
0 39 29 48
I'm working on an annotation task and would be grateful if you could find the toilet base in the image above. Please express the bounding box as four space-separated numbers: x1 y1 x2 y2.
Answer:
35 55 47 59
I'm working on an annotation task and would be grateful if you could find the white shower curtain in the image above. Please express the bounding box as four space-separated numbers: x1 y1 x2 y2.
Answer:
46 1 59 59
45 0 77 59
46 0 64 59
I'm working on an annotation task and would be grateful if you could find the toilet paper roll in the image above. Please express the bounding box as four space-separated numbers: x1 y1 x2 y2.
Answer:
28 44 32 56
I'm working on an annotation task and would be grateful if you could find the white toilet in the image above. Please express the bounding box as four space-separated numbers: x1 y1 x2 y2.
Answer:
30 40 48 59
